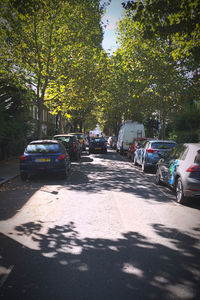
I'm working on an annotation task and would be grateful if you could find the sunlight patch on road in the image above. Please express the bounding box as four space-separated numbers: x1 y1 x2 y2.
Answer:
122 263 144 278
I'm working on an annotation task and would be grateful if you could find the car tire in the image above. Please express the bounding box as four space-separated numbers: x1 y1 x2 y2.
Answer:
175 178 186 204
20 172 28 181
155 168 162 185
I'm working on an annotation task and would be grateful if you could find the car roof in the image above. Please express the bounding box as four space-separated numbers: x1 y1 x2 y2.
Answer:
148 140 176 143
29 140 60 144
54 134 75 137
69 132 84 135
183 143 200 147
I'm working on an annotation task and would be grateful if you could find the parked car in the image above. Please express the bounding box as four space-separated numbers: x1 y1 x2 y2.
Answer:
155 143 200 203
70 133 86 151
53 134 81 161
127 137 147 161
20 140 71 180
134 139 177 172
89 137 107 154
117 120 145 154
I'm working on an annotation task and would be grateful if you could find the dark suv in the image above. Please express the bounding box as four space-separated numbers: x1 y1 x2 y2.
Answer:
53 134 81 161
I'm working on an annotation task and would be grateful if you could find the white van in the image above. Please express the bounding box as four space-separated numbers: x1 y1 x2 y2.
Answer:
117 121 145 154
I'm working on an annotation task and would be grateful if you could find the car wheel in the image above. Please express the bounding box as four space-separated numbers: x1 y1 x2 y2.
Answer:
20 172 28 181
175 178 186 204
155 168 162 185
142 160 147 172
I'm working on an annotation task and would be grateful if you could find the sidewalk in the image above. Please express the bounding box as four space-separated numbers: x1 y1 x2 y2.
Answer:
0 158 19 186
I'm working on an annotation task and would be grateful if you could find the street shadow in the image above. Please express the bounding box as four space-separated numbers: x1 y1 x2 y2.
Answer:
67 160 173 203
0 177 39 220
0 222 199 300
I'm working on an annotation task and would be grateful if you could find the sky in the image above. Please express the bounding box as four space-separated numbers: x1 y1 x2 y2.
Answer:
101 0 124 53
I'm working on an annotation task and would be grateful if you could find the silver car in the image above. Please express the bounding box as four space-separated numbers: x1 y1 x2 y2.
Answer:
155 143 200 203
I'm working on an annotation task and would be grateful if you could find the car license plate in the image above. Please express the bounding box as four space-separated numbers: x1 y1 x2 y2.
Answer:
35 158 51 162
95 148 101 150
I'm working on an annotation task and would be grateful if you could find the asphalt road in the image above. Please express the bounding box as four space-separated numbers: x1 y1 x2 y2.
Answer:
0 149 200 300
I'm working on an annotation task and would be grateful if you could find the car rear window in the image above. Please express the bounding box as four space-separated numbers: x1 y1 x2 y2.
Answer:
151 142 176 149
55 136 72 143
194 150 200 163
137 140 146 147
92 139 105 142
26 143 61 153
76 134 83 139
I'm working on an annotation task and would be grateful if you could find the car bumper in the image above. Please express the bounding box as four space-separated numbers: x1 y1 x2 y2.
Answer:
184 179 200 198
89 147 107 152
20 162 67 174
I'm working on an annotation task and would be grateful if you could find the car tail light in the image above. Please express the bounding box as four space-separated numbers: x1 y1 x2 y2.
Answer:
146 149 157 153
58 154 66 160
20 155 27 161
186 165 200 172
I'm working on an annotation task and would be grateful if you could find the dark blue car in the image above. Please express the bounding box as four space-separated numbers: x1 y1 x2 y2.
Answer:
20 140 71 180
89 138 107 154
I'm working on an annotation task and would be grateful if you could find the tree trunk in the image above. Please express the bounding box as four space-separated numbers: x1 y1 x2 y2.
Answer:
37 99 43 139
160 97 166 140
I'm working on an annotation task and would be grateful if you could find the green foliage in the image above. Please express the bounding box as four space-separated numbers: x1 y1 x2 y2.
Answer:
123 0 200 67
0 77 33 159
169 104 200 142
0 0 106 138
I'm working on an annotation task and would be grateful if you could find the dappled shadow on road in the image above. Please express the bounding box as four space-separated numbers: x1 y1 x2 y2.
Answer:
0 222 199 300
67 152 173 203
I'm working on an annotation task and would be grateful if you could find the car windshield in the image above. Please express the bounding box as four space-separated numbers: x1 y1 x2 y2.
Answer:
151 142 176 150
26 143 60 153
55 136 72 143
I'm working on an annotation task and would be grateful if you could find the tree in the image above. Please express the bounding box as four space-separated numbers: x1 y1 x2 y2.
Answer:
123 0 200 67
0 0 106 138
115 7 190 138
0 76 33 159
